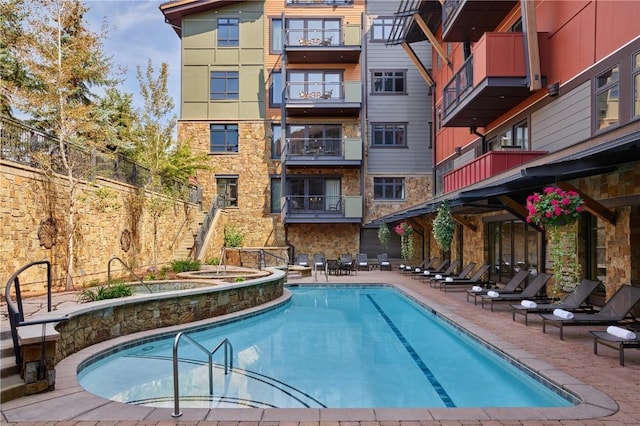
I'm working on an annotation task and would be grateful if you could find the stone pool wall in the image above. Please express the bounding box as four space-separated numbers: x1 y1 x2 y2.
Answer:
52 275 284 363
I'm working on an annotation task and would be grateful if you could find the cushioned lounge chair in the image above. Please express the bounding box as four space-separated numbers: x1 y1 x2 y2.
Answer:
541 285 640 340
480 273 552 311
439 264 491 292
511 278 600 325
428 261 475 288
416 258 451 281
356 253 369 271
296 253 309 267
466 269 530 304
377 253 391 271
402 257 436 274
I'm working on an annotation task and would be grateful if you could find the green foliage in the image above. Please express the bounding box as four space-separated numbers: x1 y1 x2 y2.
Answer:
432 201 455 252
89 186 121 212
394 222 414 263
205 257 220 265
234 277 246 282
78 280 133 303
377 223 390 250
170 259 201 273
224 225 244 248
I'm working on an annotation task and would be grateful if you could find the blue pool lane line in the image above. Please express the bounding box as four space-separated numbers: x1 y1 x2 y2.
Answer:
365 295 456 408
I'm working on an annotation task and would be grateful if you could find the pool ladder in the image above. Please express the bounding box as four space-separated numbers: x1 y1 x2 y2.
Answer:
172 332 233 417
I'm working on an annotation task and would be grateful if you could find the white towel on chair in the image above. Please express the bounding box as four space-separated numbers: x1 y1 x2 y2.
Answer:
423 270 430 275
607 326 637 340
471 285 483 292
486 290 499 298
400 264 405 269
435 274 443 279
553 308 574 319
445 277 453 282
521 300 537 308
415 268 421 272
405 266 412 270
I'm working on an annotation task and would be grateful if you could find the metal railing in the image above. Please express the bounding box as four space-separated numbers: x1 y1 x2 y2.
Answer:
443 55 474 116
193 195 220 259
107 256 152 293
4 261 69 367
172 333 233 417
285 81 343 101
287 194 343 214
284 137 342 157
285 28 340 47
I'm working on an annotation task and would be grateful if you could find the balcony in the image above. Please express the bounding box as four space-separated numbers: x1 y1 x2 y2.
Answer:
284 26 361 64
443 150 548 193
284 137 362 166
282 195 363 224
442 0 518 42
285 81 362 116
286 0 353 6
442 32 549 128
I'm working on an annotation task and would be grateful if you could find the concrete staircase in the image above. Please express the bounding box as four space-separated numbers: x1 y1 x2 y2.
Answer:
1 326 24 403
172 210 207 261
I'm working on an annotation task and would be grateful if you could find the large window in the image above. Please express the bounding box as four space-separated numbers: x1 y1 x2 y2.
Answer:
288 70 341 100
286 18 339 46
371 123 406 147
287 177 341 212
210 71 239 100
488 220 540 283
270 70 282 107
374 177 405 200
287 124 341 155
210 124 238 153
217 176 238 207
271 124 282 159
217 18 239 46
487 120 528 151
371 17 394 41
271 19 282 53
372 70 406 94
270 177 281 213
595 65 619 130
634 52 640 118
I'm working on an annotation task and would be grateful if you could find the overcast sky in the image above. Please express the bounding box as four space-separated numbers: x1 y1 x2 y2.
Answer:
85 0 181 115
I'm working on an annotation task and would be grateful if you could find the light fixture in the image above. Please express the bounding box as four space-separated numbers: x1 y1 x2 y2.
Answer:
455 147 462 155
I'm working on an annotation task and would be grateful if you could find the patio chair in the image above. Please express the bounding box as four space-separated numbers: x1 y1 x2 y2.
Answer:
440 264 491 292
326 259 340 276
480 273 552 311
416 258 451 281
377 253 391 271
466 269 530 304
401 257 435 274
511 278 600 325
356 253 369 271
313 253 327 277
591 325 640 366
339 254 353 275
541 285 640 340
430 261 476 287
296 253 310 267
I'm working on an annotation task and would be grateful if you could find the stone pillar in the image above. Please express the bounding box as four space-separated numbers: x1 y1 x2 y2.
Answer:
21 340 57 395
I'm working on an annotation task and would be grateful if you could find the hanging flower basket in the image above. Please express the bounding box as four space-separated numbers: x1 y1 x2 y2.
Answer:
526 186 585 297
394 222 414 263
432 201 454 252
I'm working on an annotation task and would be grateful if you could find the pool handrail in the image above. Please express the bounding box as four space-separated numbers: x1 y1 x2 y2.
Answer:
172 332 233 417
4 260 69 366
107 256 152 293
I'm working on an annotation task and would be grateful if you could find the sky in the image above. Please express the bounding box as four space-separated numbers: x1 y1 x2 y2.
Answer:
84 0 181 115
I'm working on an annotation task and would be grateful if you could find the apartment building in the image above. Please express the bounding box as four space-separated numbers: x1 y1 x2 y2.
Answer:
160 0 433 261
386 0 640 298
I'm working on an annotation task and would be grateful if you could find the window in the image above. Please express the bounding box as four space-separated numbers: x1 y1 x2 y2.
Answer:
514 121 529 150
488 220 540 283
210 124 238 153
271 124 282 159
287 18 339 46
287 177 341 212
210 71 239 100
595 65 619 130
271 19 282 53
372 70 406 94
287 124 341 155
270 177 282 213
217 176 238 207
488 120 528 151
372 123 406 147
374 177 405 200
371 17 394 41
218 18 239 46
270 70 282 107
288 70 341 100
634 52 640 118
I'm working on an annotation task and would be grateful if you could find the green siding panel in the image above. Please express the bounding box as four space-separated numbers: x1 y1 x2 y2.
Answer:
182 103 209 120
182 66 209 102
183 20 215 48
344 196 363 219
344 138 362 160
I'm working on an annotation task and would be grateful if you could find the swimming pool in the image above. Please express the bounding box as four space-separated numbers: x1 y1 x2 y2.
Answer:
78 285 573 409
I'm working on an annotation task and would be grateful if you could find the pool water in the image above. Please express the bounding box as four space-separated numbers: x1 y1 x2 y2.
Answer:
78 286 573 409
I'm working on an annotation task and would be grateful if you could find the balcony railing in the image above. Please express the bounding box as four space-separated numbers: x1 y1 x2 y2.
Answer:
286 137 342 157
285 29 339 47
443 55 473 117
286 81 341 101
282 194 363 222
288 195 343 213
443 150 548 193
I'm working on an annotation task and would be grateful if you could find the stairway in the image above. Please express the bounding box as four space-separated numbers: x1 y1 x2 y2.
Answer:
0 325 24 403
172 210 207 261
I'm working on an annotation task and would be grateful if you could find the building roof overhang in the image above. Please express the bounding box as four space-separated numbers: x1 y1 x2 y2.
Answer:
160 0 244 36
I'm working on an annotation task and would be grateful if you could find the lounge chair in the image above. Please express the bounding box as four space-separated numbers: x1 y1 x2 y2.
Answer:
428 261 475 288
466 269 530 304
402 257 437 275
480 273 551 311
440 264 491 292
415 258 449 280
591 326 640 366
511 278 600 325
296 253 309 267
376 253 391 271
422 259 459 282
541 285 640 340
356 253 369 271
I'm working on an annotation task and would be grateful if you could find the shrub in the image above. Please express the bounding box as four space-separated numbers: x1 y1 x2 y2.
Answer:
224 225 244 247
205 257 220 265
170 259 201 272
78 280 133 303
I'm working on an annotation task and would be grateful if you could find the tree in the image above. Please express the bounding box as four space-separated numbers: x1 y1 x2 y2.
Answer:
0 0 32 117
5 0 117 289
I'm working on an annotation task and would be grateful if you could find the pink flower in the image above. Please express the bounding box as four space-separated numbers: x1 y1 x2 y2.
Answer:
551 199 558 205
554 206 562 216
561 197 571 206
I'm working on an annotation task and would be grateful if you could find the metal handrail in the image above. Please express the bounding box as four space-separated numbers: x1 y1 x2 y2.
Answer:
4 260 69 366
107 256 151 293
172 333 233 417
193 195 219 259
260 249 289 269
